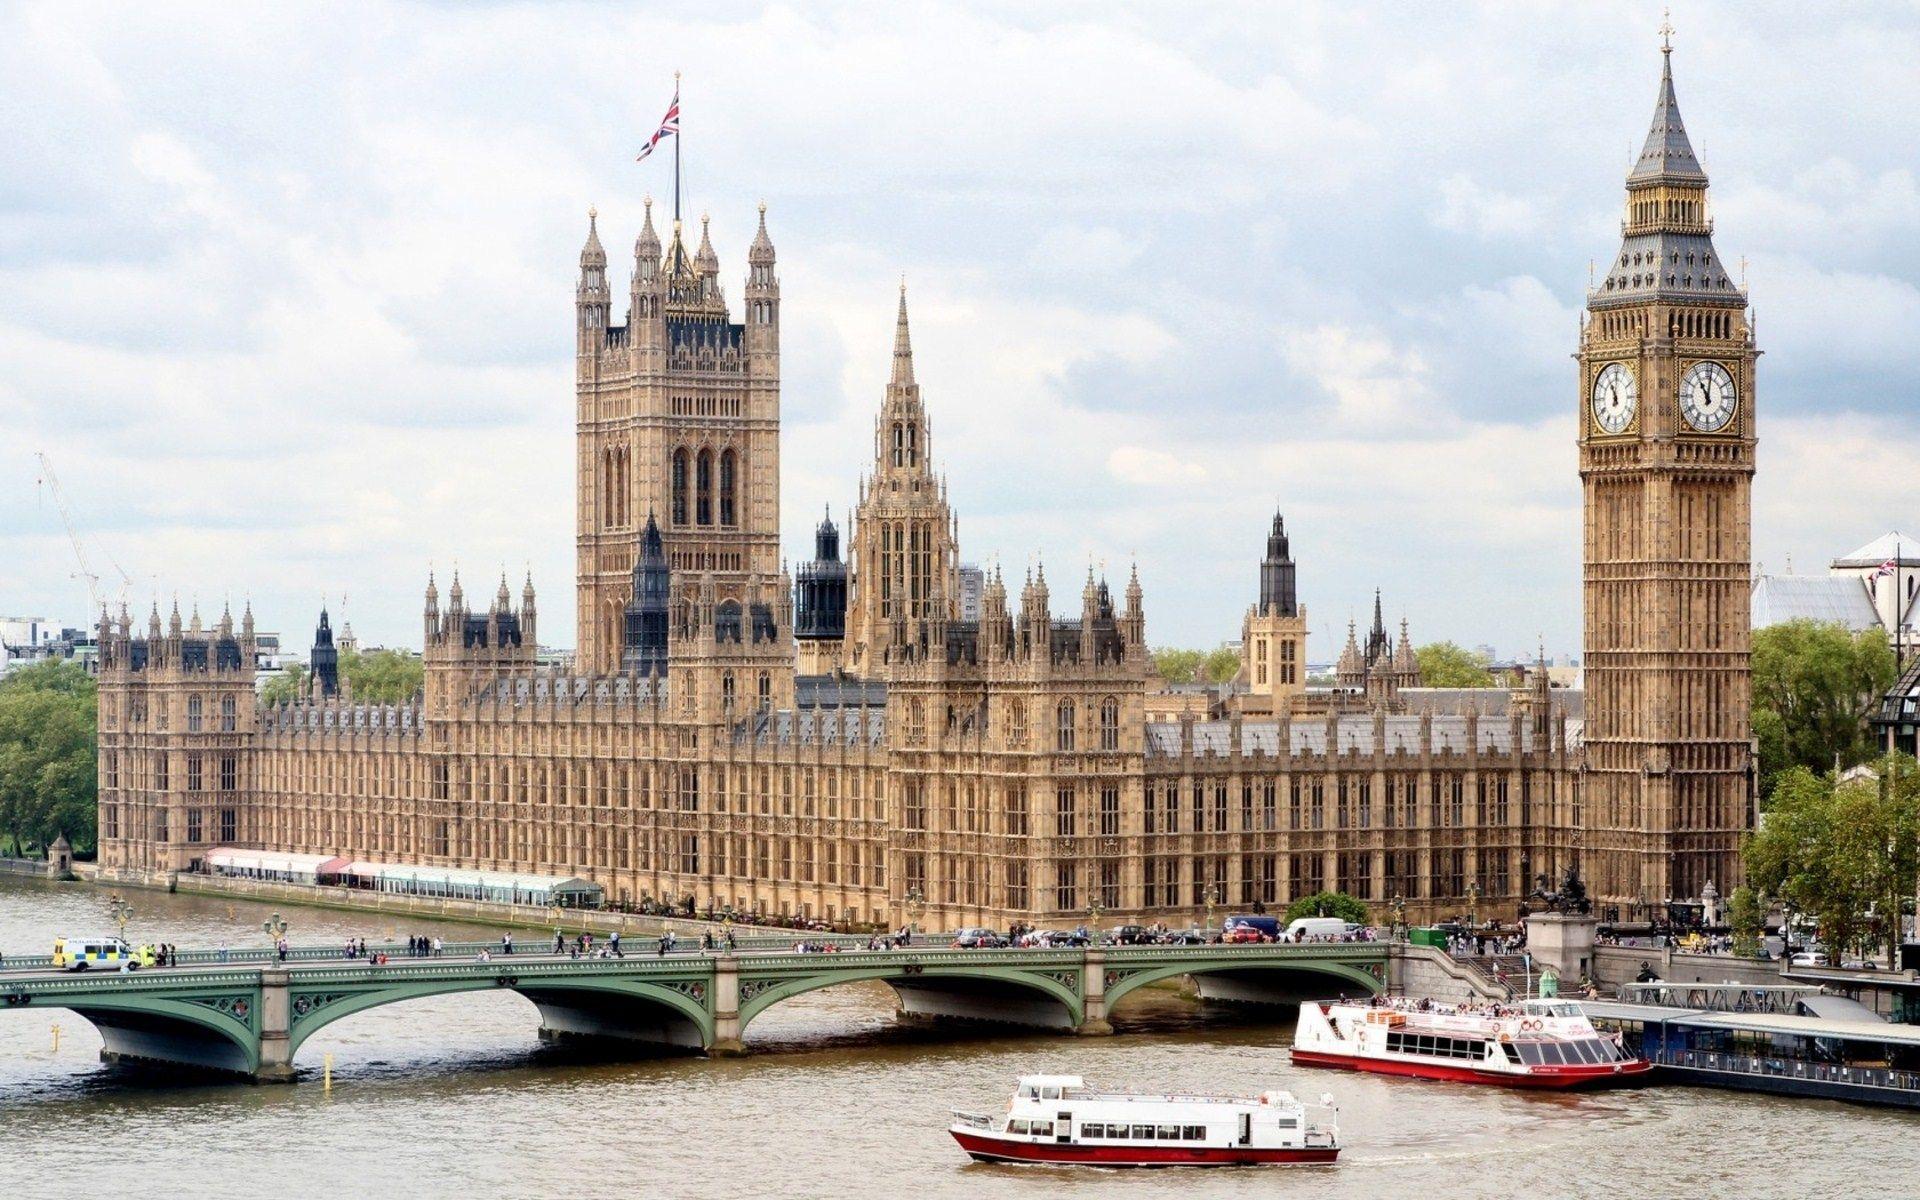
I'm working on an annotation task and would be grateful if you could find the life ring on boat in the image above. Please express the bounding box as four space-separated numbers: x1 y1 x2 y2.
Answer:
1521 1019 1543 1032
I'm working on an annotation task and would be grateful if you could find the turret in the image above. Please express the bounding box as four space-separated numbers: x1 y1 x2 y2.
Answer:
745 201 779 359
311 607 340 698
423 571 441 644
577 207 609 355
1122 562 1145 648
521 572 538 648
623 513 671 676
1259 510 1297 617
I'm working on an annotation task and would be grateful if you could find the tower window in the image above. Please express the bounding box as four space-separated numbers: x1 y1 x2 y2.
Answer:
696 450 713 526
671 449 689 525
719 449 737 527
1056 702 1076 752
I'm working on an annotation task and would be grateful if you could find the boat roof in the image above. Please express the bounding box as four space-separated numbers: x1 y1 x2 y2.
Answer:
1017 1075 1086 1088
1585 1001 1920 1047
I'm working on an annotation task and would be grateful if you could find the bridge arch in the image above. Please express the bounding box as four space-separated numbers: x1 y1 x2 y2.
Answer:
57 994 262 1076
286 975 714 1059
1101 956 1383 1013
737 962 1084 1036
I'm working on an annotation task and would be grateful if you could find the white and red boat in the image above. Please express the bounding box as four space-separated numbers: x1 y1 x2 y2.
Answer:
949 1074 1339 1167
1292 996 1653 1089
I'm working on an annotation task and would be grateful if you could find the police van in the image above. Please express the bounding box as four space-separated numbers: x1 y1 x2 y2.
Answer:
50 937 150 971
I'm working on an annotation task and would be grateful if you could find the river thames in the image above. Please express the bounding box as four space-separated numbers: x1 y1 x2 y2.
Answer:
0 877 1911 1199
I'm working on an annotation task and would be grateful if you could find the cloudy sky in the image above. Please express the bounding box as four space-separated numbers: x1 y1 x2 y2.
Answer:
4 1 1917 660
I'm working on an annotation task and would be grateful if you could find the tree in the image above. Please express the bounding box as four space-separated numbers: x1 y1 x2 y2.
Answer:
1151 648 1203 684
1744 758 1919 966
1726 884 1764 958
1284 890 1369 926
1752 619 1898 800
0 661 98 856
1151 646 1239 685
341 648 424 703
1415 641 1497 687
260 664 307 706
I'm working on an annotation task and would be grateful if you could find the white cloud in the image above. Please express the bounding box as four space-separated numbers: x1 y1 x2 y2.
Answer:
2 2 1917 659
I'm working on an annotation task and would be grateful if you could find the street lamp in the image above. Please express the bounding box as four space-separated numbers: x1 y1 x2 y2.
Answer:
262 911 289 955
106 894 134 940
906 886 925 935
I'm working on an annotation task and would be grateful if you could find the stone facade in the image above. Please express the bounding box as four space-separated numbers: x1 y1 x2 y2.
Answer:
96 48 1755 927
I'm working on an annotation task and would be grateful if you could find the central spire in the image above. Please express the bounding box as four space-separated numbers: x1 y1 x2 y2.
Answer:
1627 33 1707 187
891 281 915 389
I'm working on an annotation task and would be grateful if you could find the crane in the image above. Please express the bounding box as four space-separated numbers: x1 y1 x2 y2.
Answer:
35 451 132 613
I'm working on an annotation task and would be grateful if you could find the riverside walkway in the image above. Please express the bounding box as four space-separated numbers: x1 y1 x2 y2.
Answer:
0 938 1387 1082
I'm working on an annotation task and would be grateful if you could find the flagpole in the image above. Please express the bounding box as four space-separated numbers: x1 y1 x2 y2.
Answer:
673 70 682 228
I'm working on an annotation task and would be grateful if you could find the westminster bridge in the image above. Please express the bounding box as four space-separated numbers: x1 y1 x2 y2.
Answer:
0 940 1392 1082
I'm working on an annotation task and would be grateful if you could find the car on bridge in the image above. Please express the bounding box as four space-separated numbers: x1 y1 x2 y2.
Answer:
1105 924 1153 946
952 928 1011 949
51 937 154 971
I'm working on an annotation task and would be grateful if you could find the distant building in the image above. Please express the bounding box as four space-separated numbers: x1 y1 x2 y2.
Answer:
957 563 985 623
1750 532 1919 645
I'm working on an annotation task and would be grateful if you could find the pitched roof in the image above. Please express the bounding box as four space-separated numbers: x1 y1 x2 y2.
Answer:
1832 532 1920 569
1750 574 1880 633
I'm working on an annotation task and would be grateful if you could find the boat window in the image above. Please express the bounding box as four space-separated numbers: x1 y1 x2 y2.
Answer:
1501 1043 1522 1064
1130 1124 1151 1140
1540 1043 1569 1065
1019 1086 1037 1098
1157 1125 1180 1140
1516 1042 1544 1065
1183 1126 1205 1140
1040 1087 1059 1100
1276 1118 1297 1128
1008 1120 1026 1135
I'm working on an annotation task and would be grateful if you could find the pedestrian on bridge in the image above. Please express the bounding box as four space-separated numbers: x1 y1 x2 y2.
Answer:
610 931 622 957
554 930 564 954
502 933 513 956
432 936 444 957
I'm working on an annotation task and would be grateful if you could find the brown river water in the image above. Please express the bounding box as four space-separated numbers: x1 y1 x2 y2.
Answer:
0 876 1912 1199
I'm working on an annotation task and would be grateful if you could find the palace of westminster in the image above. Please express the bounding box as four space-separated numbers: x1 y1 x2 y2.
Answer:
95 45 1757 929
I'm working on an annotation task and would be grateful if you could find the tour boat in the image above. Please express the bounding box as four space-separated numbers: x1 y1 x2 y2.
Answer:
948 1074 1339 1167
1291 996 1653 1089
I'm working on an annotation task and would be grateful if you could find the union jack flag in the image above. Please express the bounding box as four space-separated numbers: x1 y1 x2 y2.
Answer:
1873 557 1898 580
636 87 680 163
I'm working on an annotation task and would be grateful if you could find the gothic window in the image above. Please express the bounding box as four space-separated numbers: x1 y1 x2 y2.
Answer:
221 695 236 731
671 449 689 525
906 423 917 467
1056 701 1075 752
758 672 770 710
696 449 714 525
1055 787 1076 836
715 601 742 643
891 422 905 468
719 449 737 527
722 671 735 714
1099 696 1119 751
187 694 203 732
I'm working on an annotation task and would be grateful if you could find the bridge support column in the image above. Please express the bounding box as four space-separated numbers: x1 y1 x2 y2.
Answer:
1076 949 1113 1036
255 968 295 1083
710 954 745 1056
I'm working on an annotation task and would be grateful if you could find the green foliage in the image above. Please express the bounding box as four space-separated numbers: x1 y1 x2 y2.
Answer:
1415 641 1497 687
1284 890 1369 926
1726 884 1764 958
1743 758 1919 965
260 664 307 707
341 648 424 703
0 661 98 856
1752 619 1898 800
1151 648 1202 684
1151 646 1240 685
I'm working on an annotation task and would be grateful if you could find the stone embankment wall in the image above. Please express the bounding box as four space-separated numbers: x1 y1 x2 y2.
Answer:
1391 944 1508 1003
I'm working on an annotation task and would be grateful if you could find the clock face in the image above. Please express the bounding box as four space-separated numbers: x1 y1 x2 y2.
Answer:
1590 362 1637 435
1680 361 1737 432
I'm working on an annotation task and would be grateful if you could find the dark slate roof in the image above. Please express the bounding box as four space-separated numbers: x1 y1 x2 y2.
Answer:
264 702 421 735
1627 51 1709 187
738 706 886 748
795 674 887 709
1593 232 1742 306
1145 714 1573 760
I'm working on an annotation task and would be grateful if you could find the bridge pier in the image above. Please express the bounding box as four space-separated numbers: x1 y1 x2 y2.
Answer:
710 955 746 1055
1076 950 1113 1036
256 968 296 1083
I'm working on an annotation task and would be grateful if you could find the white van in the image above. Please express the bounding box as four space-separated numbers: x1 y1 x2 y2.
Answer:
1284 917 1353 942
51 936 149 971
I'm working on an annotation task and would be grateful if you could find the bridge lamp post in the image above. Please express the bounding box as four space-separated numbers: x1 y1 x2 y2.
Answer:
262 911 289 948
107 895 134 940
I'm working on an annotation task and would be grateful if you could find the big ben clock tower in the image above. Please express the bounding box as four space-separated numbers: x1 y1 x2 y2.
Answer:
1579 31 1755 911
